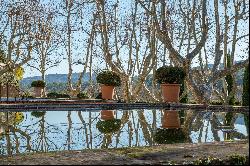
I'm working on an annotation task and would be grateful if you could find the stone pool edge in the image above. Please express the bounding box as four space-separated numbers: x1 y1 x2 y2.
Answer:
0 100 249 112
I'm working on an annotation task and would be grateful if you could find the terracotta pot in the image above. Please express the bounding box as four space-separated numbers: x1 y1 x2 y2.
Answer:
101 85 115 100
161 84 181 102
162 110 181 129
33 87 44 97
100 110 114 120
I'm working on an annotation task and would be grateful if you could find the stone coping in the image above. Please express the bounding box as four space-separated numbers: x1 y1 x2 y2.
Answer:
0 99 249 113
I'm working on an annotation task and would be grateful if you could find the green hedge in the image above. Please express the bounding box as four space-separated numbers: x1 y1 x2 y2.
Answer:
77 92 89 99
47 92 70 98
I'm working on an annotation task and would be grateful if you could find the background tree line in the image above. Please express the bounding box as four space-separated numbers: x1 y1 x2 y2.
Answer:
0 0 249 104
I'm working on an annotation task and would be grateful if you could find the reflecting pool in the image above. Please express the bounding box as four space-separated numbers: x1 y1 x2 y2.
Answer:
0 109 248 155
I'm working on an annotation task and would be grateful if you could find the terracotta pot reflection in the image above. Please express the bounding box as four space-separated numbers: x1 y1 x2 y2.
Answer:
101 85 115 100
161 84 180 102
100 110 114 120
160 83 181 128
162 110 181 129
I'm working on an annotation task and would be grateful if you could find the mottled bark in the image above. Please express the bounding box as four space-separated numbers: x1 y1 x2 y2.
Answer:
66 2 73 92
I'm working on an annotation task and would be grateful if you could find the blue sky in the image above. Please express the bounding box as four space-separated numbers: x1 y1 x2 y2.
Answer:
22 0 249 78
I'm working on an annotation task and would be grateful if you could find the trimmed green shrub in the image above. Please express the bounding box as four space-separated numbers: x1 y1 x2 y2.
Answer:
46 92 70 98
21 91 35 99
210 100 240 106
31 111 46 118
234 101 241 106
95 92 102 99
47 92 58 98
77 92 89 99
57 93 70 98
211 101 223 105
155 66 186 84
242 64 249 106
96 70 121 86
153 128 190 144
96 119 121 134
31 80 46 88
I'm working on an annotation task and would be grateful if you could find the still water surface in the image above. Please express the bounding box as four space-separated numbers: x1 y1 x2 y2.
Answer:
0 109 248 155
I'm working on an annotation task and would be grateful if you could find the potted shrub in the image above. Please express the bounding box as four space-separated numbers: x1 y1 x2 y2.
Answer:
96 70 121 100
155 66 185 131
31 80 45 97
47 92 58 98
77 92 89 99
155 66 186 103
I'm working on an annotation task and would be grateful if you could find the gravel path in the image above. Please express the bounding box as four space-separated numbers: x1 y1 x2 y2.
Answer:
0 140 248 165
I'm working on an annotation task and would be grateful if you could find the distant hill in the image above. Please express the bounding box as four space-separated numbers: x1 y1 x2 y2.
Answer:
194 60 245 70
193 62 245 86
20 63 245 93
21 72 96 86
21 65 245 87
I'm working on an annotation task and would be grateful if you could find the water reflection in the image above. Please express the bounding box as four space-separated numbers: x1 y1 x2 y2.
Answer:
0 109 248 155
29 111 62 152
96 110 122 148
153 109 189 144
0 112 31 155
189 111 248 143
